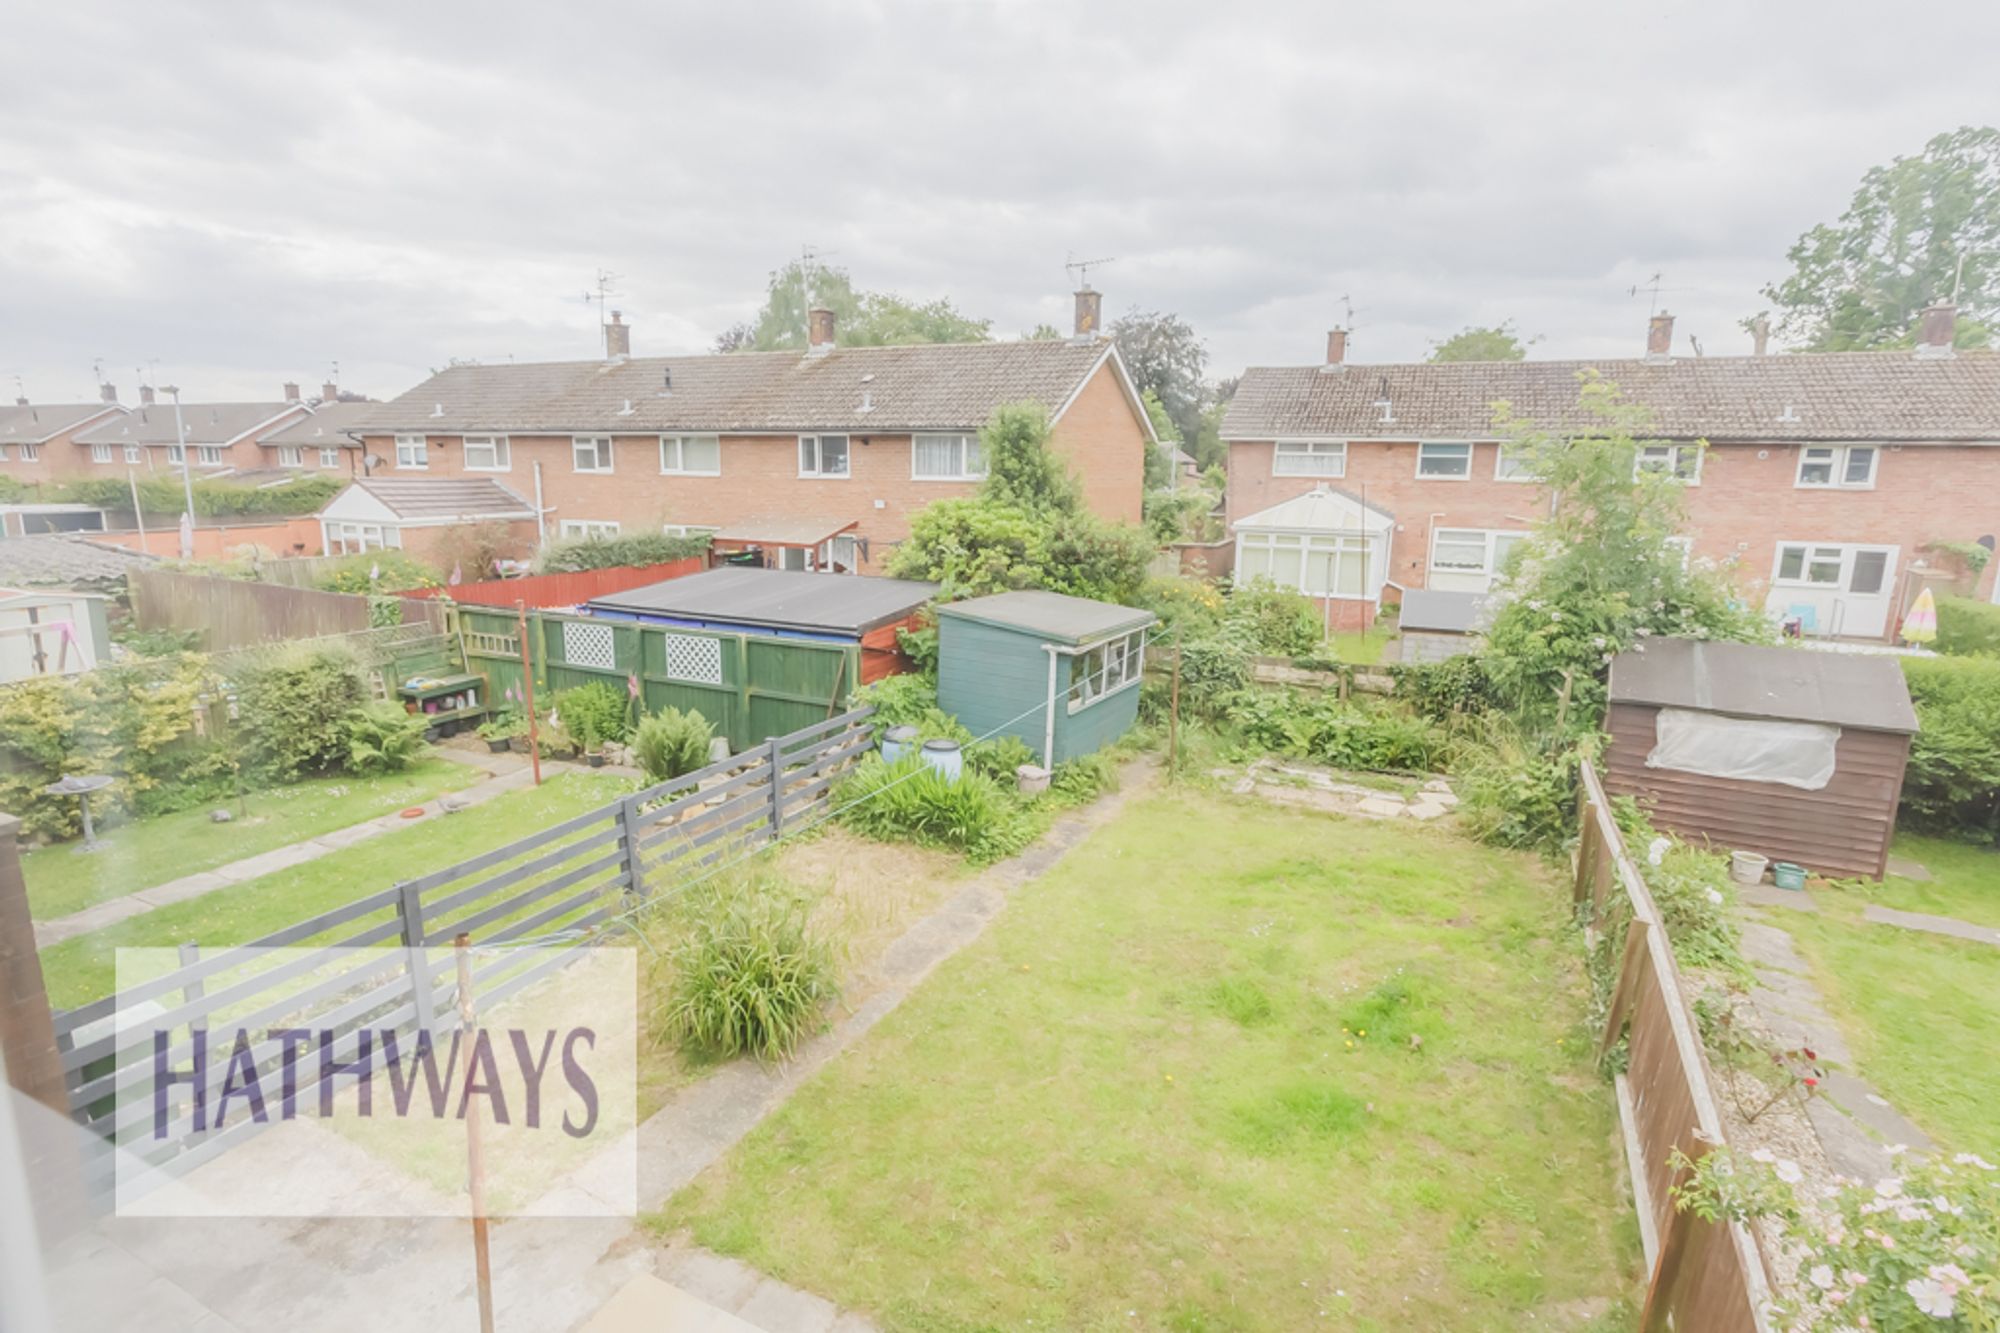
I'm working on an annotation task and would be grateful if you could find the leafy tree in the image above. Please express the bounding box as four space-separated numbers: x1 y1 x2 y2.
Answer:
1480 372 1769 726
887 497 1043 597
1761 125 2000 350
723 258 989 351
1110 309 1210 445
1428 322 1537 362
979 402 1081 515
1140 389 1179 490
1022 322 1063 341
848 293 990 346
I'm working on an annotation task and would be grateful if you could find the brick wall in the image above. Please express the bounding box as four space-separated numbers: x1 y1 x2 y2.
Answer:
1048 358 1147 524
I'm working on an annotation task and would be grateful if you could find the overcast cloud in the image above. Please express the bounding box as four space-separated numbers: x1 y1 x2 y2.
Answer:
3 0 1996 403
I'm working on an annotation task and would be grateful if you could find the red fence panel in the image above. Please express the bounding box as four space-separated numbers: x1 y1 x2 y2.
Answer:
408 558 703 609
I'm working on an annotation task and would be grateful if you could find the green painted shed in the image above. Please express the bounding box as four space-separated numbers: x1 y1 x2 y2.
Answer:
935 590 1156 768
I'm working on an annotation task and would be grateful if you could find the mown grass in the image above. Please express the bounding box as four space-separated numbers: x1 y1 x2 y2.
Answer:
1859 834 2000 930
658 791 1639 1331
23 758 477 921
37 771 632 1009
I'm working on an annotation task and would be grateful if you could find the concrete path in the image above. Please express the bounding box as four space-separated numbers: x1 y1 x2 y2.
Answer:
31 751 540 948
39 760 1158 1333
1862 903 2000 948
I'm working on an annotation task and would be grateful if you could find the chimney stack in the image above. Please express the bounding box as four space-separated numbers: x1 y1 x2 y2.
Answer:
139 385 156 406
14 395 27 407
604 310 631 359
1326 328 1348 366
283 381 301 402
100 382 118 404
1916 301 1957 359
1645 312 1675 360
1073 286 1103 339
807 306 836 353
321 380 339 403
1751 315 1771 357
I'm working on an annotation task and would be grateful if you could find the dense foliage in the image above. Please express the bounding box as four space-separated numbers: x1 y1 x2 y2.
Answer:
1427 322 1536 362
1900 655 2000 841
1391 656 1499 723
227 643 371 781
1229 691 1449 772
1453 719 1593 856
50 474 343 519
633 707 715 783
339 702 430 775
551 680 633 747
657 871 836 1062
838 754 1034 863
713 256 991 352
535 531 711 574
313 550 442 594
1935 594 2000 657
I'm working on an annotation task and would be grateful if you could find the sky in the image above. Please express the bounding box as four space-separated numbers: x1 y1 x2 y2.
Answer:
3 0 1997 405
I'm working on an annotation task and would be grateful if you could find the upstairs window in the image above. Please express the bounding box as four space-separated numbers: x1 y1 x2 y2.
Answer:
1416 442 1472 479
1635 443 1701 482
0 445 10 461
912 432 986 481
798 433 850 478
463 436 510 471
572 436 614 473
659 434 721 475
395 434 428 469
1273 439 1346 478
1796 445 1876 489
1494 446 1537 481
166 444 185 465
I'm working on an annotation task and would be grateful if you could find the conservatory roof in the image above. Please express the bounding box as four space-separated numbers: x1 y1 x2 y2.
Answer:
1231 484 1395 535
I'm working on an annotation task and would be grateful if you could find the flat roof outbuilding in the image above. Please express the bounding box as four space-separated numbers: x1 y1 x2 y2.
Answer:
934 590 1155 645
1609 638 1918 734
585 567 937 636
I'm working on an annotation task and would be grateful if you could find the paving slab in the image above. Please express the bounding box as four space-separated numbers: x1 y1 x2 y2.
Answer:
1739 882 1818 912
1884 856 1932 882
1863 903 2000 947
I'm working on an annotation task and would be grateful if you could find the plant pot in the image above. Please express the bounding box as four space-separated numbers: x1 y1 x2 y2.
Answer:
586 753 606 769
509 736 531 755
1771 861 1808 891
486 738 510 754
1729 850 1769 885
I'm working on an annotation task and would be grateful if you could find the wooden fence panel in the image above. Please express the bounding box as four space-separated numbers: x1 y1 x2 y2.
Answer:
130 568 443 651
405 558 704 609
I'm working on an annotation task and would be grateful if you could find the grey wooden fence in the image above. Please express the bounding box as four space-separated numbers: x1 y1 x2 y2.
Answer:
50 706 875 1206
130 567 444 651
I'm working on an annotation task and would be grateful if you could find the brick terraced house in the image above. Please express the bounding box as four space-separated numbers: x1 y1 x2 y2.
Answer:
1221 305 2000 640
0 391 127 483
342 295 1154 573
72 391 309 480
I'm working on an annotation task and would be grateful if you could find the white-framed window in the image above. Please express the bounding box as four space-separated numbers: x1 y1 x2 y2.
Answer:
395 434 428 469
463 435 510 471
658 434 720 476
1796 444 1877 489
823 533 860 571
1066 629 1147 713
1416 442 1472 479
571 436 614 473
123 444 142 464
91 443 113 464
798 433 851 478
319 447 341 468
1635 442 1701 482
0 445 11 462
912 432 986 481
277 445 304 468
1272 439 1346 478
19 443 39 463
195 445 222 466
327 521 399 553
1428 528 1527 585
166 443 185 465
661 523 719 538
1774 543 1847 586
559 519 620 540
1236 531 1374 598
1494 446 1536 481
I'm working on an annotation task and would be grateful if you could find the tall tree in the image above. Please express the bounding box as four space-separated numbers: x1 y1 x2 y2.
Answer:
723 258 989 351
1761 125 2000 350
1428 322 1536 362
848 293 991 346
1109 309 1209 445
742 259 863 351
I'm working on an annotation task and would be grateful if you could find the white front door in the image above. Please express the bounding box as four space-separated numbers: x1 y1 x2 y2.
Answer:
1765 542 1899 639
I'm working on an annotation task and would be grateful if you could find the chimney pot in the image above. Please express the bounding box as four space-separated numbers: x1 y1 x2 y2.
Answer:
604 310 631 359
1916 301 1957 358
1646 312 1675 360
284 381 301 402
139 385 156 406
807 306 836 352
1751 315 1771 357
1326 328 1348 366
1073 287 1103 339
100 382 118 404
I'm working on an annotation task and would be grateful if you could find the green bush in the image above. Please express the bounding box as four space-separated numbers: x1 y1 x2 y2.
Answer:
314 550 442 595
1392 656 1498 723
1177 636 1253 717
1230 691 1449 771
1935 594 2000 657
340 702 429 775
1226 577 1322 656
657 873 835 1062
551 681 631 746
228 644 369 781
52 474 341 519
1453 720 1590 856
852 674 974 745
1050 752 1119 803
966 733 1035 782
1900 655 2000 840
838 754 1031 862
633 708 714 783
536 532 710 574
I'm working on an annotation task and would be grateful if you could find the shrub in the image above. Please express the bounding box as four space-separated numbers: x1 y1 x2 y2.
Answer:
1392 656 1498 723
851 674 973 745
536 532 710 574
1230 691 1449 771
838 755 1031 862
1050 752 1118 802
228 643 369 780
1225 577 1322 655
1177 635 1253 717
340 702 429 775
1454 718 1590 856
551 681 631 746
658 873 835 1062
1900 655 2000 840
633 708 714 783
52 474 342 519
1936 594 2000 657
314 550 442 594
966 733 1036 782
894 618 939 678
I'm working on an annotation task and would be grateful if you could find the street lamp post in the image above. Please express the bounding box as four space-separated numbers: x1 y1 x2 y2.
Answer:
163 385 195 555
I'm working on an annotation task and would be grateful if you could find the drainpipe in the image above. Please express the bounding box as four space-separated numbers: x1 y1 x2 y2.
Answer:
533 460 547 548
1042 645 1060 770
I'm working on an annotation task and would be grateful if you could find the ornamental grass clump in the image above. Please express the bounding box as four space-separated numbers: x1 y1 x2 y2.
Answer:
633 707 714 783
658 874 835 1064
837 754 1031 863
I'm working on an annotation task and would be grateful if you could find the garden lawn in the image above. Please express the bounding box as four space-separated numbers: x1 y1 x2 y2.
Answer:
37 771 631 1009
1863 834 2000 931
661 791 1640 1332
23 758 477 921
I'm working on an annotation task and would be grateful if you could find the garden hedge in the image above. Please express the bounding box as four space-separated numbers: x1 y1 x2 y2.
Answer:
1934 594 2000 657
1899 654 2000 841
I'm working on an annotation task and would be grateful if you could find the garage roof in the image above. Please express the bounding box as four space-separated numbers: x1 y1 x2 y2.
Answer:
585 567 936 636
1609 638 1918 733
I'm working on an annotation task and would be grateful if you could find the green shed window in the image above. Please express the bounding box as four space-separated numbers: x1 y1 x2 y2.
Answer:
1067 629 1146 713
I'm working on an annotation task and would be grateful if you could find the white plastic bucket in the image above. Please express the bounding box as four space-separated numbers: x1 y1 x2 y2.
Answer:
1729 850 1769 885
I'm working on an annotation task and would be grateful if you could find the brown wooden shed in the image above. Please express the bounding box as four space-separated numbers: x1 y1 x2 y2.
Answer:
1603 638 1917 880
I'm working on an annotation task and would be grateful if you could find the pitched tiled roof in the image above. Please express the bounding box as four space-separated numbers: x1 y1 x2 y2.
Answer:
74 403 305 447
349 477 535 520
350 340 1126 436
0 535 154 588
0 404 124 445
1222 351 2000 444
257 402 375 447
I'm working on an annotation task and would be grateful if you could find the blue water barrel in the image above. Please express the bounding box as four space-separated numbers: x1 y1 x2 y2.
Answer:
880 726 919 765
920 738 963 783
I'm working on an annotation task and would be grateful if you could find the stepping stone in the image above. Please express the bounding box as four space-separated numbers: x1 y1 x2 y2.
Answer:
1740 882 1818 912
1422 778 1453 794
1406 801 1449 821
1863 904 2000 947
580 1274 760 1332
1885 856 1933 882
1355 796 1406 819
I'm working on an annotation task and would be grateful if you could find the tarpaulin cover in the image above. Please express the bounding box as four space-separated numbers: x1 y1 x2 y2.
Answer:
1646 706 1840 790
